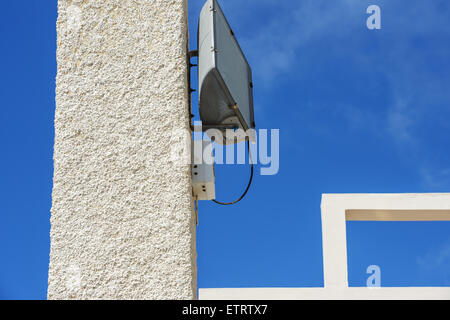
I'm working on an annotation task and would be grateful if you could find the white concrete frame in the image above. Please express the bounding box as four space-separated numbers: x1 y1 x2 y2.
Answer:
200 193 450 300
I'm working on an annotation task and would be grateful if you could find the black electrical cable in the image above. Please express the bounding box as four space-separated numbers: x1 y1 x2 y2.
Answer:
212 140 254 205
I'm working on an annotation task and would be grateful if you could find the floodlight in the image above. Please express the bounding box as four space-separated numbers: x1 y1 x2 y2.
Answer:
198 0 255 145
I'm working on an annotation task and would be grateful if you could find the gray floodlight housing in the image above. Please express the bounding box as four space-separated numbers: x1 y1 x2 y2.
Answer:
198 0 255 145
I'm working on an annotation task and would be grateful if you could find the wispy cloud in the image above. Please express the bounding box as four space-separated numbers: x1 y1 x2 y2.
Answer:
421 168 450 189
417 241 450 285
229 0 361 85
189 0 450 189
236 0 450 189
386 99 416 146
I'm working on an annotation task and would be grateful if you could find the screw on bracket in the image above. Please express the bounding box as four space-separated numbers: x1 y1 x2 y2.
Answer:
188 50 198 58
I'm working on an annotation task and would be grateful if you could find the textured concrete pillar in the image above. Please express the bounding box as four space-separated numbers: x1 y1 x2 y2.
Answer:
48 0 196 299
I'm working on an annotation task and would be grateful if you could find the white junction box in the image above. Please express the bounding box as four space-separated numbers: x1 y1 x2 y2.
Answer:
192 140 216 200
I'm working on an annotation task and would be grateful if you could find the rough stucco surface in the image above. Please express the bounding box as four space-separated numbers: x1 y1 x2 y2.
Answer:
48 0 196 300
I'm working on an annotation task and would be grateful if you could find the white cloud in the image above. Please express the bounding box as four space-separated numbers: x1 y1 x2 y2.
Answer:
232 0 360 84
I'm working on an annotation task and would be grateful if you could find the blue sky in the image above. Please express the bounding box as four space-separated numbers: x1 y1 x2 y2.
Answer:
1 0 450 299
